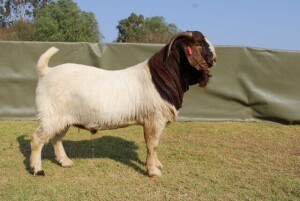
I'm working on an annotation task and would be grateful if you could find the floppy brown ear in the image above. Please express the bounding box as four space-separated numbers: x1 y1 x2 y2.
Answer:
184 45 209 71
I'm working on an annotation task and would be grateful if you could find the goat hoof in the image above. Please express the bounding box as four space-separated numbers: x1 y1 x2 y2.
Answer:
60 158 74 168
148 166 162 178
35 170 45 176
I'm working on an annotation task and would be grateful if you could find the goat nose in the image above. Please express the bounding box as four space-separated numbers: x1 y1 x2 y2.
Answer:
211 58 217 67
212 57 217 64
208 58 216 68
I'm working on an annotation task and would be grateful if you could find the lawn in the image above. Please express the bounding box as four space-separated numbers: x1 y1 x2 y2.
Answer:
0 121 299 200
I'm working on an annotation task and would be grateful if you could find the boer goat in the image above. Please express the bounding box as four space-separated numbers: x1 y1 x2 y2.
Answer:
30 31 217 177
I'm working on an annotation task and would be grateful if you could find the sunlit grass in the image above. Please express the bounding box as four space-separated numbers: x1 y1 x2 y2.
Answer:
0 121 299 200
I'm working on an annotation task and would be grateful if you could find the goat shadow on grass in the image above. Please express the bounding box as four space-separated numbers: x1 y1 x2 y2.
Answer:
17 135 147 176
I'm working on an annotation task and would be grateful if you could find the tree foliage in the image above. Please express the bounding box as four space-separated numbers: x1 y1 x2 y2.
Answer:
34 0 100 42
116 12 180 43
116 13 145 42
0 0 101 42
0 0 50 27
0 19 34 40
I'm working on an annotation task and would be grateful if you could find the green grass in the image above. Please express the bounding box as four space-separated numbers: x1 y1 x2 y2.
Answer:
0 121 299 201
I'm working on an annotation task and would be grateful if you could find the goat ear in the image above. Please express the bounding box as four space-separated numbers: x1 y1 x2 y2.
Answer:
184 45 209 71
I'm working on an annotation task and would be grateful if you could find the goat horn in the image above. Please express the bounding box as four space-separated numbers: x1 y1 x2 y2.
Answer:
167 32 193 58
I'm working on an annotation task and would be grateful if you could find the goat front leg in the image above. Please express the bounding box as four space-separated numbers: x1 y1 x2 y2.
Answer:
143 121 166 178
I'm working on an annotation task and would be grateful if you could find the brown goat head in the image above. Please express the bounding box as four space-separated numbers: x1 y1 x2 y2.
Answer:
166 31 216 88
148 31 216 109
167 31 216 72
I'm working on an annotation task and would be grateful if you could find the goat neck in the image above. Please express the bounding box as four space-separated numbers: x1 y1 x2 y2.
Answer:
148 45 189 110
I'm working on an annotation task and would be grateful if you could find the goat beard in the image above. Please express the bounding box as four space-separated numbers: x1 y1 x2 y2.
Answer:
198 70 212 87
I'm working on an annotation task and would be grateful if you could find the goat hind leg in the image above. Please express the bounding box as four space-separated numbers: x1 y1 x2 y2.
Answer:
52 127 73 168
30 126 52 176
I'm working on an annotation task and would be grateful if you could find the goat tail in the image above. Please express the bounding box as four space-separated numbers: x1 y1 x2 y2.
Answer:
37 47 59 78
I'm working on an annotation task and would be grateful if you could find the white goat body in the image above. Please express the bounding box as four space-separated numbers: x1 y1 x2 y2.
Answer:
36 48 176 135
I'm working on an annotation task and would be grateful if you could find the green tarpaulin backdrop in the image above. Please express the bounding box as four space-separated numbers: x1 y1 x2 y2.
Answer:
0 41 299 124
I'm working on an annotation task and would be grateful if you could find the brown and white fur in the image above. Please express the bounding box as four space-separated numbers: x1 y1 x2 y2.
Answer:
30 31 217 177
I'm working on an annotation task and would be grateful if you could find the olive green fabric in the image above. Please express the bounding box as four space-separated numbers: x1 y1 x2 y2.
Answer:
0 41 299 124
181 47 300 124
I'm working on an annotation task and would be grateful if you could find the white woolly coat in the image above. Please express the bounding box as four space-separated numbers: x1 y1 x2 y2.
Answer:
36 56 177 134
